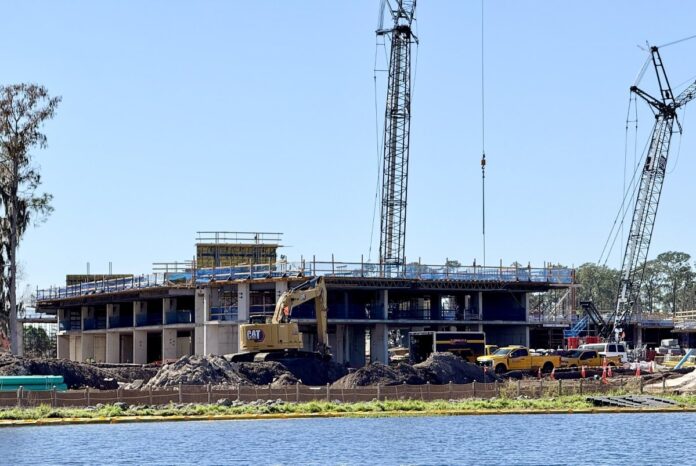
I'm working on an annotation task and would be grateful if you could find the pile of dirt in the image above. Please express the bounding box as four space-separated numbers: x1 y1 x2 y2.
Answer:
144 355 349 389
414 352 498 384
96 364 159 384
332 353 497 388
0 353 118 390
143 355 248 388
331 362 423 388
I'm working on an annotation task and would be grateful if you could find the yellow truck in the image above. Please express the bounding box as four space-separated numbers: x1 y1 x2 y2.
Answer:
560 349 621 368
477 346 561 374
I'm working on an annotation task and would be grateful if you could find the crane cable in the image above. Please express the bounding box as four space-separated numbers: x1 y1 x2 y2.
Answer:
480 0 487 267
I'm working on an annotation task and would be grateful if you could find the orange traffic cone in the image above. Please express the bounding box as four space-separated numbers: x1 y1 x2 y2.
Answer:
601 366 608 384
607 365 613 377
550 368 556 381
581 366 586 378
537 367 542 379
649 361 654 374
635 364 641 377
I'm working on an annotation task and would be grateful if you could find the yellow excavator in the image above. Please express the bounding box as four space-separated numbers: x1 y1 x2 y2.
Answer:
230 277 330 362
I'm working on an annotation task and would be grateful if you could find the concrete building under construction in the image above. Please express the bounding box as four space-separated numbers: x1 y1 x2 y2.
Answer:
35 232 577 366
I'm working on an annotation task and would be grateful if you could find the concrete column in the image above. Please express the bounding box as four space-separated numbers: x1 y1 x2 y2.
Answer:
70 335 82 362
162 328 177 361
370 324 388 364
57 335 70 359
81 334 95 362
106 332 119 363
163 298 176 325
275 280 288 302
133 330 147 364
375 290 388 319
238 282 250 322
106 304 114 329
81 306 89 331
133 301 147 327
194 288 208 355
347 326 366 368
203 324 219 355
478 292 484 320
524 293 530 322
334 324 346 364
525 326 531 347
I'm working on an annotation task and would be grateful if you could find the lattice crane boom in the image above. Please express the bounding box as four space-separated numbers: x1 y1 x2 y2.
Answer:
601 46 696 340
377 0 417 273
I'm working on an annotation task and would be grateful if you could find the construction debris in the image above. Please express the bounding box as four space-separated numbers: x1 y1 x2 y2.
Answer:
143 355 247 388
0 353 118 390
331 353 496 388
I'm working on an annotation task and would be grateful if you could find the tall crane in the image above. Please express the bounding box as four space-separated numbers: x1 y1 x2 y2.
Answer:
377 0 417 274
583 46 696 340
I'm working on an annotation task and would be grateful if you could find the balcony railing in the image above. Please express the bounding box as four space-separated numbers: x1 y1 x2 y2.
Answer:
83 318 107 331
135 313 163 327
165 310 194 325
210 306 239 322
108 315 133 328
59 321 80 331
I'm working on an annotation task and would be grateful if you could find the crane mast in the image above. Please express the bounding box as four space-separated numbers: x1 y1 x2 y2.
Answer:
594 46 696 340
377 0 417 274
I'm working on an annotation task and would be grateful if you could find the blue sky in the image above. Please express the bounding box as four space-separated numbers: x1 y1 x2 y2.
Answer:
2 1 696 291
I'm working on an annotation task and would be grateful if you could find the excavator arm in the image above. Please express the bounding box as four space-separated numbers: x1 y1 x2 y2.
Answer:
271 277 330 356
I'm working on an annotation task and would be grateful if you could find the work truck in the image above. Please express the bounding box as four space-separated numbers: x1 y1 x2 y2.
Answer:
560 349 622 368
477 345 561 374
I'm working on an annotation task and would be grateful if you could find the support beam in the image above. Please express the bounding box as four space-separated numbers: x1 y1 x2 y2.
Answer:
370 324 389 364
106 332 119 363
162 328 177 362
203 324 219 355
133 330 147 364
238 283 250 322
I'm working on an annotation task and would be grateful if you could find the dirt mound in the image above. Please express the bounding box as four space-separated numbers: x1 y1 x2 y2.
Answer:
414 352 497 384
331 362 425 388
144 355 248 388
0 353 118 390
96 364 159 384
144 355 349 388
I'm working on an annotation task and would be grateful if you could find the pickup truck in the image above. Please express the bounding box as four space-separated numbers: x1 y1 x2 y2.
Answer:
477 346 561 374
560 349 622 368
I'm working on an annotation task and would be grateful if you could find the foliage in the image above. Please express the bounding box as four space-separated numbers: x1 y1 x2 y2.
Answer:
575 263 620 310
22 326 55 358
0 84 60 350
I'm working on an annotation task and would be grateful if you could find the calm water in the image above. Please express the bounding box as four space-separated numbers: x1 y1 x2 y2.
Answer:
0 413 690 465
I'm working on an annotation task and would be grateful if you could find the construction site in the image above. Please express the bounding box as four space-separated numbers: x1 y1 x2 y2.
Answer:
6 2 696 398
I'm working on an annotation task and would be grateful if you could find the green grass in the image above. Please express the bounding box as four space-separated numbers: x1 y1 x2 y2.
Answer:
2 393 695 421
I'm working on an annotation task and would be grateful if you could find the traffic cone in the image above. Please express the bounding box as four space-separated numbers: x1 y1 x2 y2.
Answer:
581 366 586 378
550 368 556 381
601 366 608 384
635 364 641 377
607 365 613 378
537 367 542 379
649 361 654 374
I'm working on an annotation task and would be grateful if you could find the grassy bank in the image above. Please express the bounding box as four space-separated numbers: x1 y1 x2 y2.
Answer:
3 394 696 422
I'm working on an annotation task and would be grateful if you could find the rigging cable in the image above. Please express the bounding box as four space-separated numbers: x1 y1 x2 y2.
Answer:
480 0 487 266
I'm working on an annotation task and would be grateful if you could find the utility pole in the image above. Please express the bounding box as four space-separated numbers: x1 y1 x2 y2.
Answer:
377 0 417 276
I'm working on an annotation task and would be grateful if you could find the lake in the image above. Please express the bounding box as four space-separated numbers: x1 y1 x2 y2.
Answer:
0 413 688 465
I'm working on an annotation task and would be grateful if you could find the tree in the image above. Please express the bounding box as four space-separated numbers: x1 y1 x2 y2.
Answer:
639 259 663 313
0 84 60 355
22 326 54 358
655 251 693 314
575 263 620 310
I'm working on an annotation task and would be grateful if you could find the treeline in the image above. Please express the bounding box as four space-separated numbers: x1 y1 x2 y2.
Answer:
576 251 695 313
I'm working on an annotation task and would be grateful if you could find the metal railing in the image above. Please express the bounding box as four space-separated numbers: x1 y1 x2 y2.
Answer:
209 306 239 322
135 313 163 327
165 310 194 325
36 259 574 302
108 316 133 329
